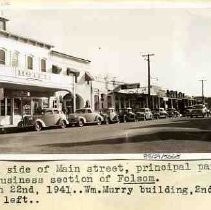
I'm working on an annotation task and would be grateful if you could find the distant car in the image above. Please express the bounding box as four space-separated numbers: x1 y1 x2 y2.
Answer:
183 106 194 117
68 108 104 127
191 104 208 118
167 108 181 118
136 108 153 121
18 108 69 131
153 108 168 119
99 108 119 124
118 107 136 123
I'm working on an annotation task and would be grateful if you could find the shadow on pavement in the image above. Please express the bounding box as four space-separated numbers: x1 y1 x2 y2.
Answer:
41 130 211 149
130 118 211 131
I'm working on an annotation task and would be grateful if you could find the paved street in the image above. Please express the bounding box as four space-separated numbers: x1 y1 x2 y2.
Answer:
0 117 211 153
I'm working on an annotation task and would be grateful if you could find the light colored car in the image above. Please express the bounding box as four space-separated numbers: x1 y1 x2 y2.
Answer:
136 108 153 121
68 108 104 127
153 108 168 119
191 104 208 118
20 108 69 131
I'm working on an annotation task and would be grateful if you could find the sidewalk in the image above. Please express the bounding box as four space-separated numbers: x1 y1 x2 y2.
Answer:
0 125 32 134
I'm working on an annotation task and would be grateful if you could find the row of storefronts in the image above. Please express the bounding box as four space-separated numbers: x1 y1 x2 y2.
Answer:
0 17 201 127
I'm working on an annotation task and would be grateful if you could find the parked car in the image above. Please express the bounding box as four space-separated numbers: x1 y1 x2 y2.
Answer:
68 108 104 127
167 108 181 118
118 107 136 123
191 104 208 118
99 108 119 124
183 106 194 117
18 108 69 131
136 108 153 121
152 108 168 119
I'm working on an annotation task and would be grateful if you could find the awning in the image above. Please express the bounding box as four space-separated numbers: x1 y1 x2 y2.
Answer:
85 71 95 81
67 68 80 77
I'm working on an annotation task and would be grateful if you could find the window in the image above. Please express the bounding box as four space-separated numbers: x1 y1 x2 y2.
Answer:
52 65 62 74
0 99 5 116
12 51 19 67
27 56 33 70
41 59 46 72
0 49 5 65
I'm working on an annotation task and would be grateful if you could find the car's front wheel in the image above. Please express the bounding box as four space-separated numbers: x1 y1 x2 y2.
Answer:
34 121 42 132
78 119 84 127
60 120 67 129
96 118 102 125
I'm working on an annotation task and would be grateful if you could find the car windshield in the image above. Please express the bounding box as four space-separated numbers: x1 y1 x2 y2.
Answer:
42 109 53 115
75 109 86 114
139 108 146 112
194 105 204 109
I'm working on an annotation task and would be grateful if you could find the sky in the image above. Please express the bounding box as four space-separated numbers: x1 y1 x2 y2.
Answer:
3 7 211 96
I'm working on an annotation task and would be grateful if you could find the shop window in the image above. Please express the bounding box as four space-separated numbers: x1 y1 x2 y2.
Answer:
12 51 19 67
27 56 33 70
14 99 21 115
0 99 5 116
41 59 46 72
7 99 11 116
107 95 112 108
0 49 5 65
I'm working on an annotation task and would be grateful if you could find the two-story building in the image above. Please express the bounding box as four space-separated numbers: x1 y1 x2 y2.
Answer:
0 17 91 126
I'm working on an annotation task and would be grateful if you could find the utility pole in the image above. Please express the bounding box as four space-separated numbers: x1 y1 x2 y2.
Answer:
142 53 154 109
199 79 206 104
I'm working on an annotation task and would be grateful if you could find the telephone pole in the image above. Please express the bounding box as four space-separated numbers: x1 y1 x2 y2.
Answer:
142 53 154 109
199 79 206 104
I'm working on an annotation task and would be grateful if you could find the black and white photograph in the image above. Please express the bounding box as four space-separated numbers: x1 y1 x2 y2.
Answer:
0 6 210 153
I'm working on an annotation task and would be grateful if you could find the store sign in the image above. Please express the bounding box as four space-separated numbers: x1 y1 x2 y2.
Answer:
121 83 140 89
17 70 51 81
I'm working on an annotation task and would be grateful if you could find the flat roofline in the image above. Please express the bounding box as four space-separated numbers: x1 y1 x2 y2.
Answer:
0 29 54 49
51 50 91 63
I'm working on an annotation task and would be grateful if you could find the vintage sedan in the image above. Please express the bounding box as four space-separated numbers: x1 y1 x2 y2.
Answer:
152 108 168 119
167 108 181 118
191 104 208 118
118 108 136 123
136 108 153 121
68 108 104 127
18 108 69 131
183 106 194 117
99 108 119 124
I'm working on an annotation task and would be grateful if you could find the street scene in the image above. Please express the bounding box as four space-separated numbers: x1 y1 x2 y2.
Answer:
0 9 210 153
0 117 211 153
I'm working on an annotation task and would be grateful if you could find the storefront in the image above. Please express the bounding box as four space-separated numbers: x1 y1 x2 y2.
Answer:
0 88 55 126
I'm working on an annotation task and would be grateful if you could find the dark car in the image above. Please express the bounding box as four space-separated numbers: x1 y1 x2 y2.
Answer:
152 108 168 119
118 108 136 123
191 104 208 118
183 106 194 117
136 108 153 121
99 108 119 124
167 108 181 118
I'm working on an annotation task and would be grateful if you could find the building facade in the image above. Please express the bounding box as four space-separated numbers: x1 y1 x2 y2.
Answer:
0 17 91 126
